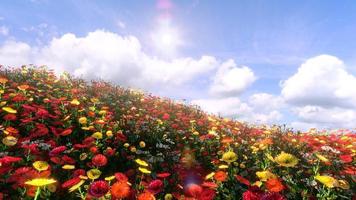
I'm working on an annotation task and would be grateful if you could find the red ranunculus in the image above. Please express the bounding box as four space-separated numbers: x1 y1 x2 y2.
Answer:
147 179 163 194
92 154 108 167
185 184 203 198
88 180 109 198
340 154 352 163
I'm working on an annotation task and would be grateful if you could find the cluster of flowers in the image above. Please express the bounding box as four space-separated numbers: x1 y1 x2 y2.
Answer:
0 66 355 200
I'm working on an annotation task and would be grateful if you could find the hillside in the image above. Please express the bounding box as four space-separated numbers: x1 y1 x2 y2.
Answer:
0 66 355 200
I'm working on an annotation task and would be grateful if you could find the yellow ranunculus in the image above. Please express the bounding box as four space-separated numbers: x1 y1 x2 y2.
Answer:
221 151 237 163
69 180 85 192
315 154 329 163
92 132 103 139
205 172 215 180
70 99 80 105
139 141 146 148
2 136 18 146
104 176 116 181
274 152 298 167
315 175 337 188
164 193 173 200
135 159 149 167
256 170 277 181
25 178 56 187
33 161 49 172
87 169 102 180
106 130 113 137
78 117 87 124
337 180 350 190
138 167 151 174
62 165 75 170
2 106 17 114
218 164 229 169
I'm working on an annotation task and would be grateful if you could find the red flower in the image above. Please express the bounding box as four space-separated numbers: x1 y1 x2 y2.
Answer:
147 179 163 194
3 113 17 121
115 172 128 182
111 181 130 199
201 181 218 189
156 172 170 178
60 128 72 136
266 179 284 193
185 184 203 198
88 180 109 198
340 154 352 163
49 146 67 156
138 192 155 200
199 189 216 200
62 177 81 188
0 156 22 165
236 175 250 186
92 154 108 167
214 171 227 182
162 113 170 120
261 192 286 200
242 190 262 200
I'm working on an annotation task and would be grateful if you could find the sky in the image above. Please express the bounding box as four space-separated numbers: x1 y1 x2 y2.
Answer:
1 0 356 130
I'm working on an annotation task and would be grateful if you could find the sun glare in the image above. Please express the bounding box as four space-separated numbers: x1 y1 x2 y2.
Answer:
151 25 181 55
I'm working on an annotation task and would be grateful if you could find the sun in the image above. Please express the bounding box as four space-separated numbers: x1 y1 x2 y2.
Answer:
151 25 182 55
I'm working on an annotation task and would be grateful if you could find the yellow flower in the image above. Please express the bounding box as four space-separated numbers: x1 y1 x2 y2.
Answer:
138 167 151 174
337 180 350 190
2 136 18 146
218 164 229 169
205 172 215 180
221 151 237 163
33 161 49 172
87 169 102 180
106 130 113 137
164 193 173 200
105 176 116 181
135 159 149 167
62 165 75 170
70 99 80 105
78 117 87 124
274 152 298 167
315 175 337 188
139 141 146 148
2 106 17 114
124 143 130 148
315 154 329 163
25 178 56 187
130 147 137 153
256 170 277 181
68 180 85 192
192 131 200 136
92 132 103 139
253 181 263 187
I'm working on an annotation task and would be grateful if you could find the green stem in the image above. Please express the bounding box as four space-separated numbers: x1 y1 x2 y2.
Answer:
34 187 41 200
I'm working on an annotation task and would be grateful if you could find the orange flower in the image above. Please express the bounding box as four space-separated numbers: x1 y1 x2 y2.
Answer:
111 181 130 199
138 192 155 200
266 178 284 192
214 171 227 182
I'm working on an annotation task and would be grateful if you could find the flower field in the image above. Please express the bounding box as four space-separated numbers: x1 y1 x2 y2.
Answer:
0 66 355 200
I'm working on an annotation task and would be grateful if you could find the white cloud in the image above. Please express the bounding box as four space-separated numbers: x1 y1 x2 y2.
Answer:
192 93 283 124
0 30 219 91
117 21 126 29
0 41 32 67
0 26 9 36
210 59 256 97
281 55 356 108
281 54 356 129
291 106 356 129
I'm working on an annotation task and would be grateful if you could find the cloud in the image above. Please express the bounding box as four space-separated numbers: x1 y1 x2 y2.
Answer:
192 93 283 124
291 106 356 129
281 55 356 108
0 41 32 67
0 29 219 91
0 25 9 36
281 54 356 129
209 59 256 97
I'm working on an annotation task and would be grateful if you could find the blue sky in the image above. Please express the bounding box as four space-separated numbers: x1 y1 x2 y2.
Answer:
1 0 356 130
